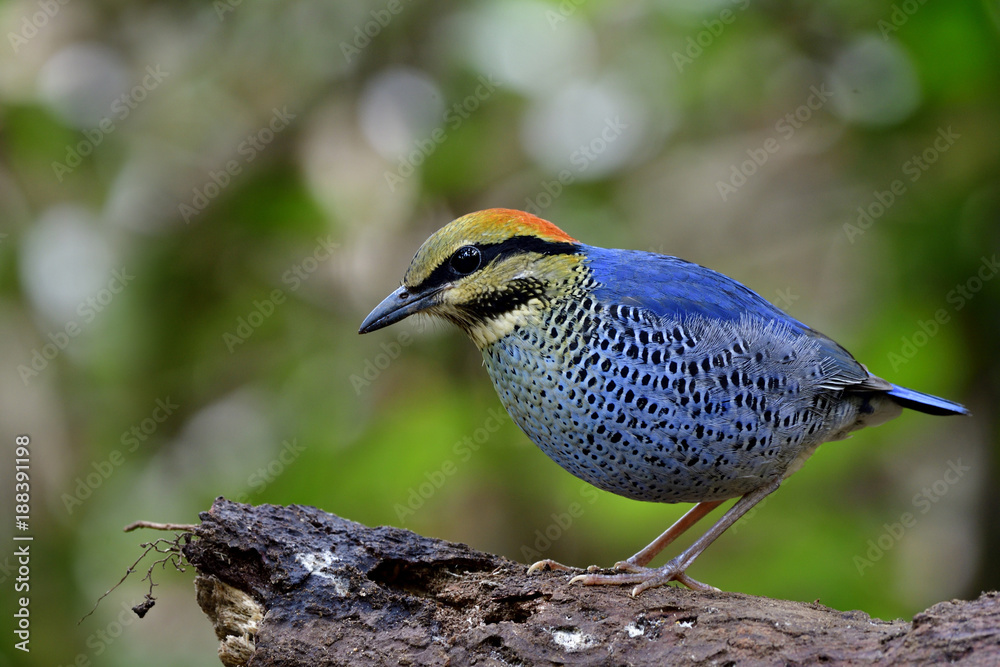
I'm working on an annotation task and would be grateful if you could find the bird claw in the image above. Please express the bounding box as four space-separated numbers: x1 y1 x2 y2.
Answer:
612 560 646 573
527 559 584 575
673 572 720 593
566 558 719 596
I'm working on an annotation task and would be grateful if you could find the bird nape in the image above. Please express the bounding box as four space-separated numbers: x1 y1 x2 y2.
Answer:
359 208 969 596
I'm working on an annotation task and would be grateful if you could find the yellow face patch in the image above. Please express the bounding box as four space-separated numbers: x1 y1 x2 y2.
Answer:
421 250 585 348
431 253 585 348
439 253 579 305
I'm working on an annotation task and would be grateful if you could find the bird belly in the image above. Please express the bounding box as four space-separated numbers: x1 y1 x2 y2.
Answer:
484 356 773 502
482 309 862 504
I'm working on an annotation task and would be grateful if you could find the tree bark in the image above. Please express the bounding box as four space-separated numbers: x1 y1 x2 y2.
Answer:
182 498 999 666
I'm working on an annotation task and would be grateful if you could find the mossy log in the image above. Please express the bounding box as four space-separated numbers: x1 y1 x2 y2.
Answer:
180 498 1000 666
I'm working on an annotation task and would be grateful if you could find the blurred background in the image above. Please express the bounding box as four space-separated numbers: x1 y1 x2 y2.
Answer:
1 0 999 664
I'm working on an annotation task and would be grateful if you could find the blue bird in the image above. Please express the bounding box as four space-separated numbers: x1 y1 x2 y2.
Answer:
359 209 968 595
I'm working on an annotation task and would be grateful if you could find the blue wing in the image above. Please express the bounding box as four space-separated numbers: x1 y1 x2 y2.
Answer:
584 247 869 385
582 246 968 417
585 247 796 325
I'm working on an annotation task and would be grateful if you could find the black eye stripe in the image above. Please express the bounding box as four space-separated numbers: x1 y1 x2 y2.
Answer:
412 235 579 292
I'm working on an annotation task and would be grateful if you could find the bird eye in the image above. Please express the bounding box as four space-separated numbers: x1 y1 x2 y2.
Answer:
449 245 482 275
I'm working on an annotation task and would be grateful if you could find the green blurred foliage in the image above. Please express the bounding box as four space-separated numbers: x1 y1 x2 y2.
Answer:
1 0 998 664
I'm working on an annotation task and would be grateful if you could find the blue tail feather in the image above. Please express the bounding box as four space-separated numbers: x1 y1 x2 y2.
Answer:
887 385 969 416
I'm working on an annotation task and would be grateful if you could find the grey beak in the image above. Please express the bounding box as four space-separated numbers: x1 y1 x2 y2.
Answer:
358 285 442 334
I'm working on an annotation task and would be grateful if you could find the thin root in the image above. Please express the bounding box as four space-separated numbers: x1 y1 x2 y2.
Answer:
79 532 193 625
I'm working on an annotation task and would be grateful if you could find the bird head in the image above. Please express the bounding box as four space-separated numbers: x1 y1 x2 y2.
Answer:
359 208 583 348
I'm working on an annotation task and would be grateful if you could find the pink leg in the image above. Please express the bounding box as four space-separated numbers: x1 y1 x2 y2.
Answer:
571 479 781 595
621 499 724 568
527 498 722 576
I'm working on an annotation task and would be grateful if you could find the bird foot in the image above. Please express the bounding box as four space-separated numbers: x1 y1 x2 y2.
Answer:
568 558 719 596
527 559 585 575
